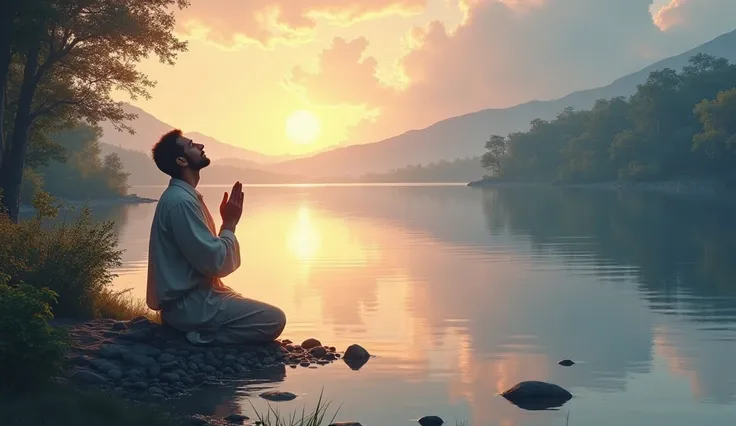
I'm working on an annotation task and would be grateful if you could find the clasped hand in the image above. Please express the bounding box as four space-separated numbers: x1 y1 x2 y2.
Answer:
219 181 244 231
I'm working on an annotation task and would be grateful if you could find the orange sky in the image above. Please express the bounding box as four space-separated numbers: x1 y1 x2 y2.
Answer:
113 0 736 157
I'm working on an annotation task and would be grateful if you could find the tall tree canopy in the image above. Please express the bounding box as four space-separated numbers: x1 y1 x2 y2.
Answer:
0 0 189 222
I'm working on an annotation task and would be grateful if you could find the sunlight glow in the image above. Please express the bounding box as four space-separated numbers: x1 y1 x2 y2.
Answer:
285 110 321 145
287 206 322 261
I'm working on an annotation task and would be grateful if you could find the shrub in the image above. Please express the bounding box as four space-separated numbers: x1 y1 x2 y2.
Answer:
0 190 123 318
0 274 69 393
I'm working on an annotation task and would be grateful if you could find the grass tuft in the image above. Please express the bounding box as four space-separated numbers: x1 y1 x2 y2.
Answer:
249 389 341 426
95 288 160 322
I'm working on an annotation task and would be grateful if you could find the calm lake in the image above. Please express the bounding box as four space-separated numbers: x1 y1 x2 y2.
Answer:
59 184 736 425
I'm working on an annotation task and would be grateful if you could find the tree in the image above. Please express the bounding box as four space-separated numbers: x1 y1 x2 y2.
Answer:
0 0 190 222
481 135 507 176
692 88 736 172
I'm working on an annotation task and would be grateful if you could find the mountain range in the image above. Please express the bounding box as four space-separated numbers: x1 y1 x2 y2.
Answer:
99 28 736 182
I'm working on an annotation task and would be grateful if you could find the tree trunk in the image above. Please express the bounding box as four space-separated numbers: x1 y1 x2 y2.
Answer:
0 40 40 222
0 10 14 174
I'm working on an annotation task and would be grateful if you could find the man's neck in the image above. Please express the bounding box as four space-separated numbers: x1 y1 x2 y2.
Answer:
180 170 200 189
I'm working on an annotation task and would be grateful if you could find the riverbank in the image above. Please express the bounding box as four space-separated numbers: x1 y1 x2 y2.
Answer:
19 193 157 213
40 316 372 425
467 177 733 195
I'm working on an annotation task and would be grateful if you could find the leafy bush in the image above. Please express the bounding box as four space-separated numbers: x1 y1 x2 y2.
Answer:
0 190 123 318
0 274 69 393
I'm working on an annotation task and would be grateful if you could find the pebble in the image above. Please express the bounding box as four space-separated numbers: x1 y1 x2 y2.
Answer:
259 391 297 401
558 359 575 367
418 416 444 426
301 338 322 349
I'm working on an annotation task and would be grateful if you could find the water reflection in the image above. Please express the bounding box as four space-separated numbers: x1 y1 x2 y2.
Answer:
59 185 736 425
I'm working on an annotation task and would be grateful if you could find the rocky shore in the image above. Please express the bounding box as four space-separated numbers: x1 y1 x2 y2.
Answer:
54 317 370 411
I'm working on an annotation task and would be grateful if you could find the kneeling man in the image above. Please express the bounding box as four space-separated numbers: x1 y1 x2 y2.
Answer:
146 129 286 345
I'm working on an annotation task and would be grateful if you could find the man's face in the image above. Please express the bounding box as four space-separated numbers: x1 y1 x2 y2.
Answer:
176 136 210 171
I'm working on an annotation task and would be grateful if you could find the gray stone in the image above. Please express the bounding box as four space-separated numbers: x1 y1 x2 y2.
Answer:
224 354 236 363
259 391 297 401
160 372 180 383
125 368 144 378
301 338 321 350
91 358 119 373
149 386 164 394
99 344 129 359
558 359 575 367
203 365 216 374
108 369 123 380
329 423 363 426
188 362 199 372
309 347 327 359
343 344 369 360
501 381 573 410
182 376 194 386
122 352 157 368
148 365 161 378
130 344 161 357
418 416 444 426
70 370 108 385
112 321 128 331
223 367 235 375
157 353 176 363
161 361 179 371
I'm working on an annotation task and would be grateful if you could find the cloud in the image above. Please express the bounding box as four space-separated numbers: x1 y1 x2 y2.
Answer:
652 0 736 32
177 0 427 48
286 0 736 146
287 37 399 106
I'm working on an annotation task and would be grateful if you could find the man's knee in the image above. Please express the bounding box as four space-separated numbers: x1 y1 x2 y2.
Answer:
269 305 287 337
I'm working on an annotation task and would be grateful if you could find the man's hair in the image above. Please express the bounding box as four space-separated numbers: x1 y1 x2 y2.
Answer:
152 129 185 178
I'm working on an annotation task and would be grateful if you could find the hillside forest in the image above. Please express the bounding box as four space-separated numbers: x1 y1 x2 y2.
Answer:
480 54 736 185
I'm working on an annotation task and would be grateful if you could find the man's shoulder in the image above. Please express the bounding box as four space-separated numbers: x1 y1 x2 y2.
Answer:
155 185 198 217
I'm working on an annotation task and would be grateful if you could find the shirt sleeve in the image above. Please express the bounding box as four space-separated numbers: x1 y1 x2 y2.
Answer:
168 198 241 278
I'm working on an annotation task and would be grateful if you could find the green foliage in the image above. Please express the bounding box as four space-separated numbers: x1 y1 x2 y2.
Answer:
0 274 69 393
0 198 123 319
26 124 131 203
482 54 736 183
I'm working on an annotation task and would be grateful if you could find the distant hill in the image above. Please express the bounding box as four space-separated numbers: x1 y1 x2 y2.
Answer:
99 143 298 185
98 104 297 166
267 28 736 178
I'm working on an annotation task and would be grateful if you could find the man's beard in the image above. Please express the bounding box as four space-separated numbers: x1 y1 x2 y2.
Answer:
186 153 210 170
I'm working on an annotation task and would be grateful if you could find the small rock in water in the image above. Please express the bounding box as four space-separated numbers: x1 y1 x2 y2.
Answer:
309 346 327 359
301 338 322 350
558 359 575 367
343 344 370 360
223 414 249 424
259 391 297 401
418 416 444 426
501 381 573 410
329 423 363 426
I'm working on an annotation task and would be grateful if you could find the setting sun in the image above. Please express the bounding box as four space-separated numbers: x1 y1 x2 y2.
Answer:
285 110 321 145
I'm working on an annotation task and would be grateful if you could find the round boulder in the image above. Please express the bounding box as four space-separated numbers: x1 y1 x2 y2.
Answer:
501 381 573 410
343 344 370 360
418 415 444 426
259 391 298 401
301 338 322 350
